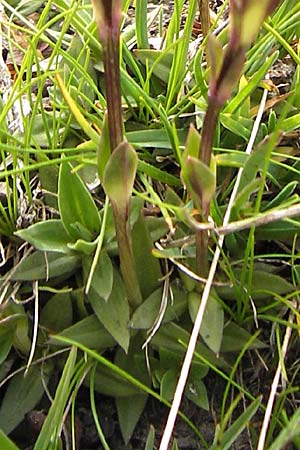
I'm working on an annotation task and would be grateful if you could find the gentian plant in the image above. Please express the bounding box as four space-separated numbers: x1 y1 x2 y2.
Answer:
181 0 281 277
92 0 142 307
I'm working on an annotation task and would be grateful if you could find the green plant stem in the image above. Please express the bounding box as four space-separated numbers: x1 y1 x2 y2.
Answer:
102 36 123 150
95 2 142 306
195 101 220 277
198 101 220 166
112 202 142 308
195 227 209 279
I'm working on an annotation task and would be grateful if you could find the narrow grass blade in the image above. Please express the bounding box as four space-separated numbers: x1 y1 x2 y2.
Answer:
209 396 262 450
136 0 149 49
33 347 77 450
267 407 300 450
55 73 99 144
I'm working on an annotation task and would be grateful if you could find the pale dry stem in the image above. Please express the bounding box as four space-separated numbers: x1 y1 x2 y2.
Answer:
25 280 39 375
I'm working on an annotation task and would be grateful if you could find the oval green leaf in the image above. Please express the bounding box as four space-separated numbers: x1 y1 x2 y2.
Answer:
58 161 101 240
15 220 70 253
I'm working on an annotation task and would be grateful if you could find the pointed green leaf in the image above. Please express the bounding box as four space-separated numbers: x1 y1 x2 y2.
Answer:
40 292 73 333
189 291 224 354
132 212 161 299
238 143 268 193
182 124 201 163
160 368 177 401
220 113 253 141
281 113 300 133
15 220 70 253
52 315 115 351
256 219 300 241
138 160 181 186
152 322 228 369
13 311 31 354
249 270 294 300
185 377 209 410
92 364 141 397
170 439 179 450
0 331 13 365
89 270 130 352
11 251 81 281
0 302 31 354
0 367 49 434
116 394 148 444
55 74 99 144
237 75 251 118
181 156 216 210
262 181 298 211
83 251 113 301
130 285 188 330
232 179 261 217
93 346 151 398
127 128 187 149
103 140 138 209
130 287 162 329
221 322 266 353
58 161 101 240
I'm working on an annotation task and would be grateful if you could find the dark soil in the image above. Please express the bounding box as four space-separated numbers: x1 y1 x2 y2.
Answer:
11 374 253 450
